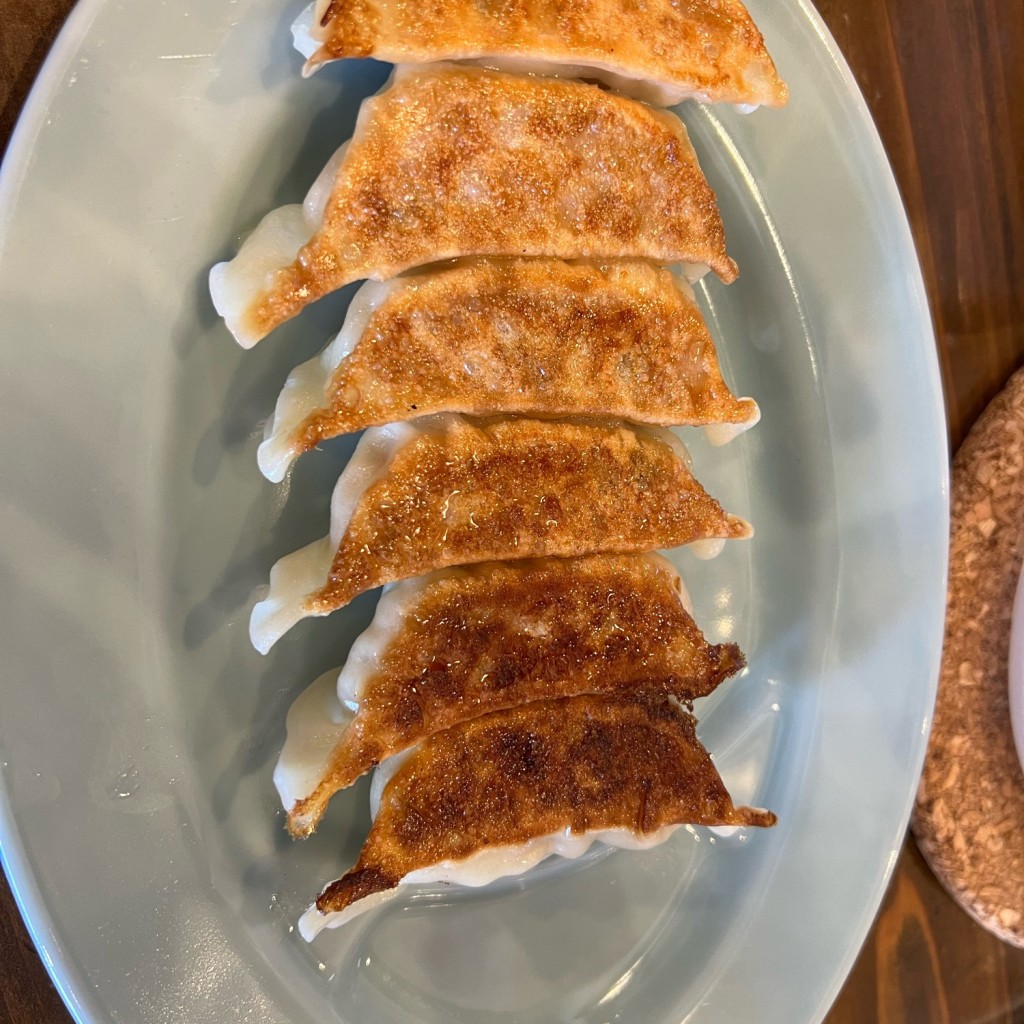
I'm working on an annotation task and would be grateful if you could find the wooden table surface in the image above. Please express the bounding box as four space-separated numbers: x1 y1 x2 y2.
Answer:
2 1 1023 1021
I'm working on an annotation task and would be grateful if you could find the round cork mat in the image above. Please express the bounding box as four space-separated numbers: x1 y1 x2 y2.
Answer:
913 367 1024 947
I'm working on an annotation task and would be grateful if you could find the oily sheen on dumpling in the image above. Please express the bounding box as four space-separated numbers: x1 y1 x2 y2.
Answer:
209 64 737 347
292 0 788 109
274 553 746 835
298 692 776 938
249 414 751 653
258 258 758 481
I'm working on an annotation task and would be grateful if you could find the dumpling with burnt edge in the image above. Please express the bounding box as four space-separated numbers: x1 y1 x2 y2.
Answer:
274 553 746 836
258 258 759 482
292 0 788 109
249 414 751 654
209 64 737 347
297 692 776 938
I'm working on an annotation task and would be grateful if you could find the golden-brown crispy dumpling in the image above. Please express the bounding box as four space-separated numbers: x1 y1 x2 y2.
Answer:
249 414 750 653
292 0 788 109
258 258 758 481
210 64 737 347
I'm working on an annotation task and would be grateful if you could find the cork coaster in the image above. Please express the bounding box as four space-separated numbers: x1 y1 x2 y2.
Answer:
912 368 1024 947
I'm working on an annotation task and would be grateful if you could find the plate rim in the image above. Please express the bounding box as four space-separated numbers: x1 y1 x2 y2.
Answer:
786 3 949 1019
0 7 129 1021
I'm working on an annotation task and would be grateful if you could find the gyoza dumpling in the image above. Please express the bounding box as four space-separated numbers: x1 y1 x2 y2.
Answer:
249 415 751 653
292 0 788 109
210 64 737 347
259 258 759 481
275 553 745 836
298 691 776 938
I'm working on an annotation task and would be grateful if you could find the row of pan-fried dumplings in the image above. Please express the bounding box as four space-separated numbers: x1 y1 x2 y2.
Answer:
211 0 786 939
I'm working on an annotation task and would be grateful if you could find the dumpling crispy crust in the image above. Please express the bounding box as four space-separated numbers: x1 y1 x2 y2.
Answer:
315 691 776 916
311 417 750 613
308 0 787 108
292 258 757 455
287 554 745 835
247 65 737 340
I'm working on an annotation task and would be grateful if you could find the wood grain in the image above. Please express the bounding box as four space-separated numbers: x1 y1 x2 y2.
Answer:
813 0 1024 452
2 0 1024 1021
817 0 1024 1017
0 872 67 1024
0 0 77 159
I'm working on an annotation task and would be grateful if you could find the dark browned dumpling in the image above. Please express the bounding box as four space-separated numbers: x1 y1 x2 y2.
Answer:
299 691 775 938
278 553 746 836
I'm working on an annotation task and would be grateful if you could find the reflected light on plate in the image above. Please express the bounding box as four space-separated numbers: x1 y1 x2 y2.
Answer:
596 963 638 1007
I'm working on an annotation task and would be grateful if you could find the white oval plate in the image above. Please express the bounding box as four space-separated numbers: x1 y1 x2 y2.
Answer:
0 1 947 1022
